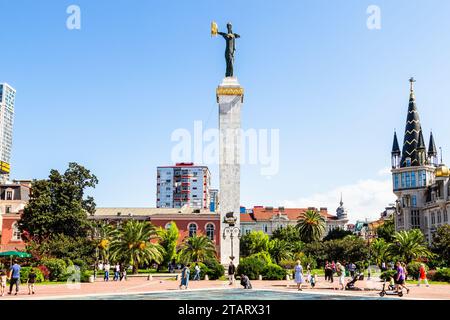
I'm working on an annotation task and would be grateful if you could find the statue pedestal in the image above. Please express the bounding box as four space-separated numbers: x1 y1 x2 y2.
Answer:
217 77 244 266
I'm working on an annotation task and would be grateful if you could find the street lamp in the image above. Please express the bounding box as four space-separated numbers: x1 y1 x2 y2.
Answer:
223 212 241 261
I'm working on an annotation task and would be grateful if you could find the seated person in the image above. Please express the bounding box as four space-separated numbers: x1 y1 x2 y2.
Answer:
240 274 252 289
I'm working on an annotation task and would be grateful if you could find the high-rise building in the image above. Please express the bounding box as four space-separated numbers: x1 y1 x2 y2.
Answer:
209 188 219 212
0 83 15 182
391 78 450 243
156 163 211 209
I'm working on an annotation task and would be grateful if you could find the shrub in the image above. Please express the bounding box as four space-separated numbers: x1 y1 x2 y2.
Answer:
203 259 224 280
407 262 428 280
20 267 45 283
380 269 397 281
237 254 269 280
189 262 209 280
431 268 450 283
41 258 67 281
263 263 287 280
37 265 50 280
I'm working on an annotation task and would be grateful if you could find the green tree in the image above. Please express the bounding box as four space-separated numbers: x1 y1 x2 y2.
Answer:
296 210 326 243
376 217 395 242
179 235 217 263
91 221 115 263
109 220 163 273
19 162 98 240
431 225 450 266
240 231 270 257
370 238 390 267
271 225 302 243
158 221 179 268
323 228 353 241
268 239 293 264
387 229 433 263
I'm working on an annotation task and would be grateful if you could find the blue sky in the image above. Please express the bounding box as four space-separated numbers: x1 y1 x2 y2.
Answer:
2 0 450 222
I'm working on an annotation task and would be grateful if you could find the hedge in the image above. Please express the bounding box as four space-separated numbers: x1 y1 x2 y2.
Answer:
430 268 450 283
263 263 287 280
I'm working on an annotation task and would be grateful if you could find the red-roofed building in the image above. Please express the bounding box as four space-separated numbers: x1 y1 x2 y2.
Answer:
240 205 348 236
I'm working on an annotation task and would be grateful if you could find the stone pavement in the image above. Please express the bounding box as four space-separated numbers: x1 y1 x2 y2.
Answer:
0 276 448 300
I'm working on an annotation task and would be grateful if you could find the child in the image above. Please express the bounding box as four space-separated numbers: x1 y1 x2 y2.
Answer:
0 270 7 296
388 276 395 291
27 268 37 295
310 273 316 288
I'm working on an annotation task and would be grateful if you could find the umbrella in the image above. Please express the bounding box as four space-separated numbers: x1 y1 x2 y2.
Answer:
0 251 32 267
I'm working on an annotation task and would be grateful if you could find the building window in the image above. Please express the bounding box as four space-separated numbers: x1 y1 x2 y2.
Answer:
188 223 197 237
165 222 172 230
437 211 442 224
410 210 420 229
263 224 268 233
411 195 417 207
420 171 426 187
6 190 13 200
5 206 11 214
406 158 411 167
206 223 214 241
12 222 21 241
405 172 411 188
394 174 399 190
431 212 435 225
444 211 448 223
411 172 416 187
401 173 406 188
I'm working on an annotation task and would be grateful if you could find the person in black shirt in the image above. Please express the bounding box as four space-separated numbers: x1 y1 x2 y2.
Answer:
27 268 37 295
228 261 236 285
240 274 252 289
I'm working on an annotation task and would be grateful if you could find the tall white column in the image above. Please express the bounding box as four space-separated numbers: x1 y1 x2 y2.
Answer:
217 77 243 266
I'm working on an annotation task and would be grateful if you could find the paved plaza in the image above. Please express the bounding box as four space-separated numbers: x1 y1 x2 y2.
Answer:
1 276 448 300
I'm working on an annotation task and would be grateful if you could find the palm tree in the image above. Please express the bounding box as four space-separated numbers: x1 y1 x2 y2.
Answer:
296 210 326 243
158 221 179 269
268 239 293 264
179 235 217 263
387 229 433 263
93 221 114 262
109 220 163 273
370 238 390 267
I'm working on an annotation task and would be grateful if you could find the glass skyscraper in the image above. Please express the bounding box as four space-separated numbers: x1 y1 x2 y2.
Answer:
0 83 15 181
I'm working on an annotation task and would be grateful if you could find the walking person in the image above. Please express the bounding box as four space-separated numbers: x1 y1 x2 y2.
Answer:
330 261 336 283
394 261 409 294
306 263 311 283
104 261 111 281
193 263 201 281
228 260 236 285
8 260 21 295
27 268 37 295
417 263 429 287
310 273 317 288
120 264 127 281
113 263 120 281
336 262 346 290
0 270 7 296
348 262 356 278
324 261 330 282
179 264 190 289
294 260 304 291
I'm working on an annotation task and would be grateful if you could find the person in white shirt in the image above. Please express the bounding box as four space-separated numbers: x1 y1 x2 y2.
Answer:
104 262 111 281
193 264 201 280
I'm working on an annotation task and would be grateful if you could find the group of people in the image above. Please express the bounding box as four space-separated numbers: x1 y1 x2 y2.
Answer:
0 260 37 297
97 261 127 281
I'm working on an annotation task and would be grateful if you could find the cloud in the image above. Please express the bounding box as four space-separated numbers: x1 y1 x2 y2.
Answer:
377 167 392 176
282 176 396 223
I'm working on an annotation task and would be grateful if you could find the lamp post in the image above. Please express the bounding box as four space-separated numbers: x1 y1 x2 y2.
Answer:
222 212 241 261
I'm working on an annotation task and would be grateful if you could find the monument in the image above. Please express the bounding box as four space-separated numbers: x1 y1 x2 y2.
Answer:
212 22 243 265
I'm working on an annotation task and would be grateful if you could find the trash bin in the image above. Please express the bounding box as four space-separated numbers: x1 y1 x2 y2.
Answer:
89 275 95 283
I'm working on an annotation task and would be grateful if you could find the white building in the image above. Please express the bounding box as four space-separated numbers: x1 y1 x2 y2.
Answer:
240 205 347 236
157 163 211 209
391 78 450 243
0 83 15 182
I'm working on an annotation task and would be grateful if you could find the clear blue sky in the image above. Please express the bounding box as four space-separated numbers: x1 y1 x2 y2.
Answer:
2 1 450 221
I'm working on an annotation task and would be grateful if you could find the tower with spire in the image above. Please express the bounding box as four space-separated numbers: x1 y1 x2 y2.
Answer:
391 78 450 243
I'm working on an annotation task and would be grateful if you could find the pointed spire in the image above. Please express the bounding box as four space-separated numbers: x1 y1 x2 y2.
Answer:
418 129 426 150
401 77 423 167
409 77 416 100
428 131 437 157
392 131 400 155
340 193 343 206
